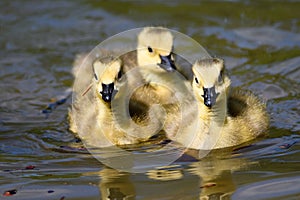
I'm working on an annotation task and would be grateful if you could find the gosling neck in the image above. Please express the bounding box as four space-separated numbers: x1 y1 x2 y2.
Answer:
197 92 227 126
95 92 112 116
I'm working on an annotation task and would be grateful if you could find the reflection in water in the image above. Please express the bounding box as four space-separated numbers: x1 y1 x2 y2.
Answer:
90 150 253 200
98 168 135 200
95 166 200 200
147 165 183 181
189 152 251 199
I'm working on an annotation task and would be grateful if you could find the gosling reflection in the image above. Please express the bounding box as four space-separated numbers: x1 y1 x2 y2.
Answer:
96 165 199 199
94 150 253 199
147 165 183 181
98 168 135 200
145 150 253 199
188 150 253 199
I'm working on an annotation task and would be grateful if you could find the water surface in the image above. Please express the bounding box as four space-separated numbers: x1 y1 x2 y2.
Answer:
1 1 300 199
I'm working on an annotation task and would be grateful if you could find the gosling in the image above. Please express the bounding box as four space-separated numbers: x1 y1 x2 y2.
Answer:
69 56 164 147
121 26 179 111
177 58 269 149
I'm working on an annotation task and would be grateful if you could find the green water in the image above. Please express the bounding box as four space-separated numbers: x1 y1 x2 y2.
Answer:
1 1 300 199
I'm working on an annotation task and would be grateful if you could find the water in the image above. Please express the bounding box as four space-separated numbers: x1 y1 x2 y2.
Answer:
1 1 300 199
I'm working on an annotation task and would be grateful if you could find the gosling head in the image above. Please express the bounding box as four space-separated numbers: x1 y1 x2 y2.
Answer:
137 26 176 72
192 58 230 109
92 57 122 103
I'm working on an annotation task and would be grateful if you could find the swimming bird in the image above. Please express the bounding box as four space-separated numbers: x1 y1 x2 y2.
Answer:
120 26 179 112
122 26 176 73
69 55 165 147
176 58 269 149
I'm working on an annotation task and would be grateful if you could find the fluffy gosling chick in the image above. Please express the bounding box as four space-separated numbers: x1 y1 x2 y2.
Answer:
187 58 269 149
121 27 179 110
70 56 164 147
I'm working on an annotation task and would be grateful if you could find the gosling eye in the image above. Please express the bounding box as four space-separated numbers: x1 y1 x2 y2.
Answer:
218 73 222 83
147 46 153 53
195 77 199 84
218 70 224 83
117 70 122 80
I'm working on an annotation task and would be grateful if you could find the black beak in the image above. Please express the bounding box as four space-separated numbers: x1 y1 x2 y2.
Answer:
100 83 114 102
202 86 219 108
158 54 176 72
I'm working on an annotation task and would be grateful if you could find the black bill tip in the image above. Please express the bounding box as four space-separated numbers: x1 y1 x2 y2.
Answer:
102 94 112 102
158 54 176 72
100 83 114 102
202 86 219 109
204 99 212 108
